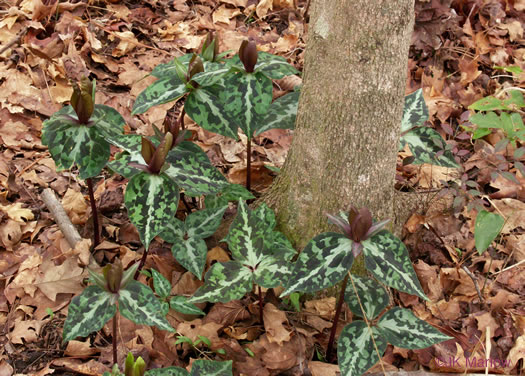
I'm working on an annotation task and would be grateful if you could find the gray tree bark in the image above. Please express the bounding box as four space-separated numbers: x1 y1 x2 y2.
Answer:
263 0 415 249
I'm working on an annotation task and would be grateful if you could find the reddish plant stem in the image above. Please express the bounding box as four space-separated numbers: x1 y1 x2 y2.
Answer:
134 247 149 280
179 108 186 130
258 285 264 325
326 273 349 362
86 177 100 248
112 312 118 365
246 138 252 191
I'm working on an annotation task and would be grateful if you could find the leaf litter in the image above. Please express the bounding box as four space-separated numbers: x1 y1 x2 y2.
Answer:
0 0 524 374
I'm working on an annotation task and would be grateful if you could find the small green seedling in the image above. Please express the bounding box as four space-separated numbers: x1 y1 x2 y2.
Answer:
474 210 504 254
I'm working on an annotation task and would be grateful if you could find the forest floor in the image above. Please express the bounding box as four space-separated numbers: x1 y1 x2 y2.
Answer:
0 0 524 375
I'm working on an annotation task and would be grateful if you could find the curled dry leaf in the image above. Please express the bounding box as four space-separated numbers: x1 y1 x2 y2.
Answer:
62 188 88 225
263 303 291 345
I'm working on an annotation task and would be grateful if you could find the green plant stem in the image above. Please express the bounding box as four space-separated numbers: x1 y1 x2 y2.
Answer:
112 312 118 365
326 273 349 362
258 285 264 324
246 138 252 192
86 177 100 248
134 248 148 280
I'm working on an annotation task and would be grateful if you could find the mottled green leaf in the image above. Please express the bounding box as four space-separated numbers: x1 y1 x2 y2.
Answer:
401 89 429 133
118 280 174 332
189 359 233 376
191 63 232 87
281 233 354 296
376 307 451 349
63 286 116 343
188 261 252 303
185 88 238 139
223 200 269 266
337 322 387 376
474 210 504 254
124 172 180 249
151 269 172 299
151 54 193 78
254 52 299 79
219 71 273 138
41 105 123 179
169 296 205 315
132 77 188 115
270 231 296 261
159 217 184 244
186 206 227 238
363 231 427 300
204 183 254 209
171 237 208 278
400 127 459 167
145 366 188 376
253 256 290 288
344 275 389 320
255 91 300 135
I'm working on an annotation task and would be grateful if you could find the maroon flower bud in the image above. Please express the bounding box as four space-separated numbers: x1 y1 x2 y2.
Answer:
239 40 258 73
102 259 123 293
70 77 94 124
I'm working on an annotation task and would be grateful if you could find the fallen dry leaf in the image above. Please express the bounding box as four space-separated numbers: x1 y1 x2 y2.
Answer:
263 303 291 345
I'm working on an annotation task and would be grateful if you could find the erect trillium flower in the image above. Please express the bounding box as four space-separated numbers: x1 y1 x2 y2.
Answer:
326 206 390 257
89 259 138 294
239 40 258 73
131 132 174 174
201 31 220 62
70 76 95 124
186 54 204 84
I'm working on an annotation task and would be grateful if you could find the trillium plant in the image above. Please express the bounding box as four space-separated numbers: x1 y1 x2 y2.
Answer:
280 206 451 374
42 77 125 247
62 259 174 365
132 34 300 190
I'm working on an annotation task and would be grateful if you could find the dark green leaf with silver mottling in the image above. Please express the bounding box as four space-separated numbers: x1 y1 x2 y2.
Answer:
270 231 296 261
189 359 233 376
376 307 451 349
219 71 273 139
186 206 227 238
106 135 145 178
188 261 252 303
151 269 172 299
344 275 389 320
164 147 227 195
401 89 429 133
62 286 116 343
223 200 270 266
255 91 300 135
171 237 208 278
159 217 184 244
185 88 238 139
169 296 205 315
338 322 387 376
191 63 232 87
145 366 189 376
124 172 180 249
400 127 459 167
42 106 113 179
281 233 354 296
151 54 193 78
254 52 299 80
363 231 427 300
118 280 174 332
204 183 254 209
132 77 188 115
253 255 290 288
90 105 126 140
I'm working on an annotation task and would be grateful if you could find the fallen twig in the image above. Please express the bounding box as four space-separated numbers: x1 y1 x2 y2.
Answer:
41 188 82 249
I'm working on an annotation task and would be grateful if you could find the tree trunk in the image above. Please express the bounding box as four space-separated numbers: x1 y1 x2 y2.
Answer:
262 0 415 250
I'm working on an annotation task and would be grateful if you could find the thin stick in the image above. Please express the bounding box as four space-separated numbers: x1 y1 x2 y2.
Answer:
0 26 27 56
41 188 82 249
246 138 252 192
258 285 264 325
113 312 118 365
326 273 349 361
461 265 483 302
86 178 101 248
